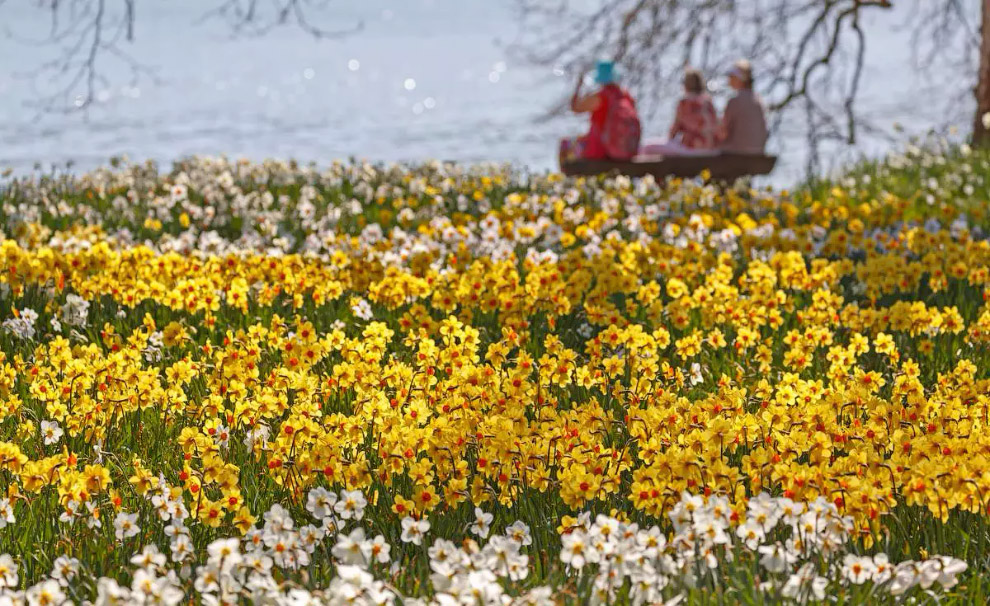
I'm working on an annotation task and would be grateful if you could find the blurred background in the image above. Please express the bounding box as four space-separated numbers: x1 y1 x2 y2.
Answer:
0 0 976 184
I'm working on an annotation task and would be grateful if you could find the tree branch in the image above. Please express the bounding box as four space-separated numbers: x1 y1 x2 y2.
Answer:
201 0 362 39
2 0 361 114
511 0 902 174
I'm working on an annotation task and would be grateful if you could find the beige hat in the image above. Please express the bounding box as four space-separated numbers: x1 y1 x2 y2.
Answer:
728 60 753 84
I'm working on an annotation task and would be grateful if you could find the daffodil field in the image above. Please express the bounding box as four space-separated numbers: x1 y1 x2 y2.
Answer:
2 143 990 605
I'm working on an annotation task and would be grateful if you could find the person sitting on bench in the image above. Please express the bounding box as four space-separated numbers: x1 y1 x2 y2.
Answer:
717 60 768 154
640 68 719 157
559 61 641 164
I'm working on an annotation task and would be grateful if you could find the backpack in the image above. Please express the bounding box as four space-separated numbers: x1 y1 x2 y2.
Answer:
601 86 642 160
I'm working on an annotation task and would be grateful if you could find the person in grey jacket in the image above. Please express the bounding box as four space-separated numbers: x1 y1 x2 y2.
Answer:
717 60 768 154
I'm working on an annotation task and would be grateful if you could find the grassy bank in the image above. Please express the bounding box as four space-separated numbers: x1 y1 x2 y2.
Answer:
0 146 988 604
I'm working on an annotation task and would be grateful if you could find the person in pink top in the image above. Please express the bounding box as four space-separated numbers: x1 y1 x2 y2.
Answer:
640 69 719 157
668 69 719 149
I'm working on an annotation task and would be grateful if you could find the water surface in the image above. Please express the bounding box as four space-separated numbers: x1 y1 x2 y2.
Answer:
0 0 970 184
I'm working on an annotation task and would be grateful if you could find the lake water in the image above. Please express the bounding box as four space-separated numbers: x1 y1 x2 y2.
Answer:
0 0 973 185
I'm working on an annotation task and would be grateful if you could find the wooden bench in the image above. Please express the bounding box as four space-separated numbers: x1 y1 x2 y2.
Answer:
560 152 777 181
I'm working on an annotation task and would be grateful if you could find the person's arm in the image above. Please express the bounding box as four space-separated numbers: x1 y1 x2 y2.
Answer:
717 98 736 144
703 99 719 147
571 91 602 114
570 75 602 114
669 99 686 140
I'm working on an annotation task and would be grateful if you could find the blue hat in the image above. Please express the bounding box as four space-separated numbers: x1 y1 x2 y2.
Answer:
594 61 616 85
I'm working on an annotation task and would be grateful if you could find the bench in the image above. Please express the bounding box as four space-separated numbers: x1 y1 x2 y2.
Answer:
560 152 777 181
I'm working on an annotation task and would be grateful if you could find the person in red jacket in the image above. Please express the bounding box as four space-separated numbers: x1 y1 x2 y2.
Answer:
559 61 639 165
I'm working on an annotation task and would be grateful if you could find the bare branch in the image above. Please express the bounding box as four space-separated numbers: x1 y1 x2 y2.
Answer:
845 10 866 145
2 0 361 115
510 0 925 173
201 0 362 39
